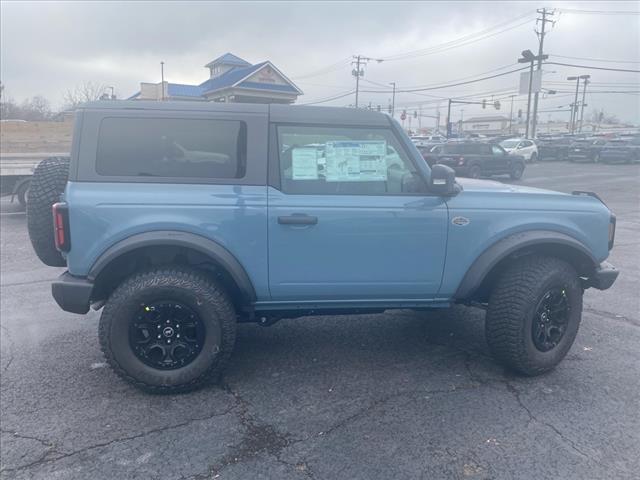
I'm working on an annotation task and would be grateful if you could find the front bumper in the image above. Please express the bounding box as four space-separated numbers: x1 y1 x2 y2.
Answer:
583 262 619 290
51 272 93 314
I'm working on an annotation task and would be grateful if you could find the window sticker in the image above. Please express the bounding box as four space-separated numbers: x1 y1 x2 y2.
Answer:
325 141 387 182
291 147 320 180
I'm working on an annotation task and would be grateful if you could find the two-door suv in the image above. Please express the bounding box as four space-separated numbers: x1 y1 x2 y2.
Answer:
27 101 618 393
431 141 526 179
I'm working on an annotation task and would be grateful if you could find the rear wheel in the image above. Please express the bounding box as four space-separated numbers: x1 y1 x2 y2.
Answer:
593 153 600 163
99 267 237 393
469 165 481 179
485 256 582 376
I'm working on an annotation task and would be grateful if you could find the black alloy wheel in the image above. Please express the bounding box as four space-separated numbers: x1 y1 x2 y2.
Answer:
531 288 570 352
130 301 205 370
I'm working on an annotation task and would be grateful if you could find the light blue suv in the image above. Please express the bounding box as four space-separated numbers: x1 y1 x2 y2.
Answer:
26 102 618 393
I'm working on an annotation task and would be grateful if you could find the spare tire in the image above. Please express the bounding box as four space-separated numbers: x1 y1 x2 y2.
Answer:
27 156 70 267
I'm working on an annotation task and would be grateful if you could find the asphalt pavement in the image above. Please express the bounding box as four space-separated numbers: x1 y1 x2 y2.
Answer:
1 161 639 480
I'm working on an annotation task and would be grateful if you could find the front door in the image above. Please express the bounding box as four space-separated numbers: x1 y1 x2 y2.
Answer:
267 124 448 303
491 144 511 173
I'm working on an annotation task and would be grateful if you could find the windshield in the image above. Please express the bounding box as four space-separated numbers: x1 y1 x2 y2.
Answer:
500 139 520 148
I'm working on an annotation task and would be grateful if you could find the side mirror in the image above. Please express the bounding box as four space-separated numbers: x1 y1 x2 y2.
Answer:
429 164 458 195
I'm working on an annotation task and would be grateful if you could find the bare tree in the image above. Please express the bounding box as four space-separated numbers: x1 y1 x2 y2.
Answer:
63 81 107 109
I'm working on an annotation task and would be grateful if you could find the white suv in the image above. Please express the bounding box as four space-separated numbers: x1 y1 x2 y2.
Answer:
499 138 538 163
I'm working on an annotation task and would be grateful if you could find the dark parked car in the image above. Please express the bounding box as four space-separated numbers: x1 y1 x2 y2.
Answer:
417 143 444 166
432 142 525 179
567 138 609 163
599 138 640 164
537 137 573 161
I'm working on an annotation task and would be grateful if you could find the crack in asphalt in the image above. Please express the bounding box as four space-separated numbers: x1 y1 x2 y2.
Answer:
0 405 237 475
0 324 15 376
584 307 640 327
503 379 632 477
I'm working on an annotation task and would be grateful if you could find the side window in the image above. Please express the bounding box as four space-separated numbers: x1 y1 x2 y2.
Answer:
277 125 422 195
522 140 532 147
96 117 246 179
491 145 504 155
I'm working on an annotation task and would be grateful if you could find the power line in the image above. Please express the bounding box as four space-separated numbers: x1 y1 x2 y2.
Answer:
380 11 536 61
544 61 640 73
291 57 352 80
558 8 640 15
297 90 356 105
550 54 640 64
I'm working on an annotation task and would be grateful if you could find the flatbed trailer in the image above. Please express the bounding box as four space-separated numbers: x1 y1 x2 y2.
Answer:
0 152 69 207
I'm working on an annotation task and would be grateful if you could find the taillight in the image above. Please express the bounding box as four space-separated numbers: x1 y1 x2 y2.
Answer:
457 156 465 166
52 202 71 252
608 214 616 250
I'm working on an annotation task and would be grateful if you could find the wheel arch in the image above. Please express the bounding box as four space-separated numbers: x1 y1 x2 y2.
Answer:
88 231 257 309
455 230 597 303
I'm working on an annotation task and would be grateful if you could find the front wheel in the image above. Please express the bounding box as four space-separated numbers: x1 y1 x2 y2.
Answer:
99 267 237 393
529 153 537 163
593 153 600 164
509 163 524 180
485 256 583 376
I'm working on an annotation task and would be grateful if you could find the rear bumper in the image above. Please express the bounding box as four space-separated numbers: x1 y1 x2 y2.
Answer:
583 262 619 290
51 272 93 314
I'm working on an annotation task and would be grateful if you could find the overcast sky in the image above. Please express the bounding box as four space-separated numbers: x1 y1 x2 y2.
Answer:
1 1 638 124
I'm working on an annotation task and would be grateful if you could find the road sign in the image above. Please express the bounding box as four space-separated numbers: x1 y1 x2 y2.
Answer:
519 70 542 95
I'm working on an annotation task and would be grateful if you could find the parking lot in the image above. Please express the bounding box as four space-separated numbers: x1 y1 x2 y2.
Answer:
1 161 638 480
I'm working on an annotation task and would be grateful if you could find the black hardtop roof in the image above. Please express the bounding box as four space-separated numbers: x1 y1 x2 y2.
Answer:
77 101 391 126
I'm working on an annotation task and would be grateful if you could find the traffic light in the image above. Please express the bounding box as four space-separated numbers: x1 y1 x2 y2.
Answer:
413 111 418 118
388 104 392 114
482 99 486 109
518 109 523 118
494 100 501 110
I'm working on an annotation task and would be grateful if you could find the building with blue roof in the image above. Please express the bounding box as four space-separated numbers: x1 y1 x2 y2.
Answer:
129 53 302 104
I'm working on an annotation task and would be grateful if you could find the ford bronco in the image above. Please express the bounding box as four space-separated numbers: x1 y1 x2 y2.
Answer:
27 101 618 393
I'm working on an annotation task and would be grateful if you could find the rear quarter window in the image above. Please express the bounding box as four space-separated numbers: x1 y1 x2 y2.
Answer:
96 117 246 179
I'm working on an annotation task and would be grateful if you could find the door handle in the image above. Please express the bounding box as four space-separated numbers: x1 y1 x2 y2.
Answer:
278 214 318 225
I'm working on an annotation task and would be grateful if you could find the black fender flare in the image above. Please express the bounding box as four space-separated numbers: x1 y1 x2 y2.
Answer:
454 230 597 300
88 230 257 304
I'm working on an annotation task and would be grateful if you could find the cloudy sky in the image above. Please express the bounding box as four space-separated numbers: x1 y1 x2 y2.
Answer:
1 0 638 124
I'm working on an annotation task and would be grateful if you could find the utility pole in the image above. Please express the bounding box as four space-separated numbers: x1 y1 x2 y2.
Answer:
531 8 555 138
578 75 590 133
389 82 396 116
508 94 515 134
352 55 384 108
568 76 581 133
446 99 452 138
160 61 165 101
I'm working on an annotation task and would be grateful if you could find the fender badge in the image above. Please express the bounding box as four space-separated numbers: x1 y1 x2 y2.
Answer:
452 216 470 226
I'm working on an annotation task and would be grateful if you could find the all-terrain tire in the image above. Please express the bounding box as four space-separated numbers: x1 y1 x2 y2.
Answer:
469 164 481 178
16 180 30 208
485 255 583 376
99 267 236 393
26 156 70 266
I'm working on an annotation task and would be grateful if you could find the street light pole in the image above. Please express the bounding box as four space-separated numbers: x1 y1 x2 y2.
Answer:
446 98 452 138
160 61 165 101
509 94 515 134
518 49 548 138
389 82 396 116
578 75 590 133
524 59 534 138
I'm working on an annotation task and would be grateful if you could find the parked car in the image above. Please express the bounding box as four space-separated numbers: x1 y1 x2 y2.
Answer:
417 143 444 166
599 138 640 164
537 137 573 161
499 138 538 163
433 142 526 179
411 134 446 147
567 138 609 163
26 101 618 392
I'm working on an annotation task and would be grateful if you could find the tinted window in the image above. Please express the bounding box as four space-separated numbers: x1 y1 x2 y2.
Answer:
277 125 422 195
442 144 481 154
97 117 246 178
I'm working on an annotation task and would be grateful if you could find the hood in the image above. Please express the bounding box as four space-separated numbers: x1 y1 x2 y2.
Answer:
502 147 516 153
456 177 568 196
